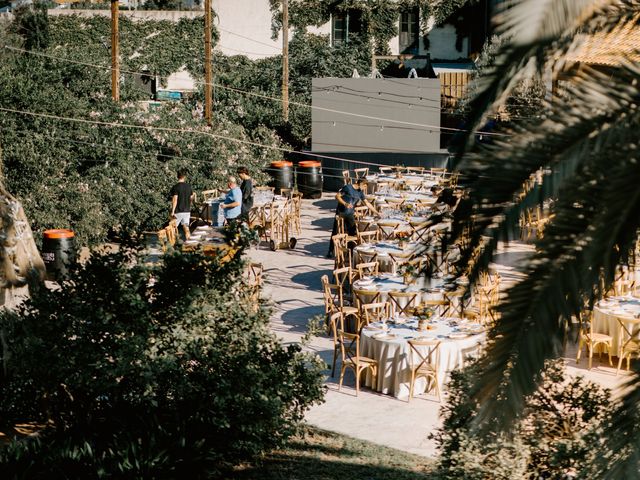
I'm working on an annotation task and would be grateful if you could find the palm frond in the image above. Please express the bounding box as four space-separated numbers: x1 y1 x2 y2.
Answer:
452 0 638 158
467 63 640 430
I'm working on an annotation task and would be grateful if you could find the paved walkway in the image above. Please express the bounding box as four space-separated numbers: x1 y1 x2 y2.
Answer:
249 194 627 458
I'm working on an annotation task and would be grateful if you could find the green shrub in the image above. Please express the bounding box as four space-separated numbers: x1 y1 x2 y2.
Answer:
432 360 613 479
0 239 324 478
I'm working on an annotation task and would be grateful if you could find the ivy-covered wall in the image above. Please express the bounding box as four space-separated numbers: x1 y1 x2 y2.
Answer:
0 11 284 246
267 0 483 57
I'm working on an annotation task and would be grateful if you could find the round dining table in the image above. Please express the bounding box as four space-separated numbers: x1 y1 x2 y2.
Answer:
353 241 426 272
360 316 486 399
351 273 443 305
366 174 439 193
593 296 640 352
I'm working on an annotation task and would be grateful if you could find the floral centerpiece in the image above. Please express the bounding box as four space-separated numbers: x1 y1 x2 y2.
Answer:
401 202 415 221
413 305 436 331
395 229 412 248
398 261 418 284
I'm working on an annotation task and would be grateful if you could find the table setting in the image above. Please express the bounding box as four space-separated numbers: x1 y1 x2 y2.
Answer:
182 225 228 253
351 272 445 307
359 314 486 398
593 295 640 350
354 241 427 272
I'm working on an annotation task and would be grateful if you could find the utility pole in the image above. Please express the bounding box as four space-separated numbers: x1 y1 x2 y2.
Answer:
282 0 289 122
204 0 213 126
110 0 120 102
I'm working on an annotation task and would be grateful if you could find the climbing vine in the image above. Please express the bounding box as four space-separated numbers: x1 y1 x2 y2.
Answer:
267 0 479 54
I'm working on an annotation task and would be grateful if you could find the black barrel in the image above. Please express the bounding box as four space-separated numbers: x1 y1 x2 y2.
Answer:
297 160 323 199
42 229 76 281
266 161 293 194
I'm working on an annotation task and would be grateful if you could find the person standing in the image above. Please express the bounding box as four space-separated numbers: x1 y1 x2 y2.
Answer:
170 170 195 240
327 178 376 258
221 175 242 225
237 166 253 223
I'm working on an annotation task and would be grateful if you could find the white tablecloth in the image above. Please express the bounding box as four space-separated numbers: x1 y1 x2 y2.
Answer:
593 297 640 351
360 317 485 399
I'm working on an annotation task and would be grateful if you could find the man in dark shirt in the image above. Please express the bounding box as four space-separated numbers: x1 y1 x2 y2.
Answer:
237 166 253 222
327 178 376 258
170 170 195 240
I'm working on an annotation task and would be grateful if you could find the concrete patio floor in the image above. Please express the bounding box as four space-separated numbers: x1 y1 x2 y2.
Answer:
248 193 630 458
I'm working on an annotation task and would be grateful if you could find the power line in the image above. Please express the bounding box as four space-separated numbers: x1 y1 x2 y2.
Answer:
216 27 282 51
3 45 510 137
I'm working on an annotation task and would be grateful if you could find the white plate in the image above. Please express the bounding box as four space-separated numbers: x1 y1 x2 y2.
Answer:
414 335 436 341
372 333 396 340
448 332 469 339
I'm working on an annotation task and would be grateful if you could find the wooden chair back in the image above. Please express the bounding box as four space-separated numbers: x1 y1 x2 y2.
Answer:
388 290 419 316
201 189 219 201
407 339 441 401
357 230 379 245
356 261 379 280
361 302 390 329
354 167 369 180
352 288 380 311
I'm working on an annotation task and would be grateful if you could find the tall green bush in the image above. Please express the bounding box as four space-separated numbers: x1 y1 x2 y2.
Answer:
432 360 613 479
0 240 325 478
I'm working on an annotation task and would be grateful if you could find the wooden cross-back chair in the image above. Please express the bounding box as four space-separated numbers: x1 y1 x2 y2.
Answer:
355 249 377 268
388 290 419 317
332 233 350 269
407 339 441 402
388 252 414 275
329 311 345 377
576 310 613 370
354 168 369 180
354 205 369 219
360 302 390 331
355 261 379 281
201 189 219 201
378 166 393 175
430 167 447 179
357 230 379 246
377 221 401 241
333 266 354 306
321 274 358 333
616 316 640 375
352 288 381 313
338 331 378 396
288 193 302 235
245 262 264 307
421 298 450 317
255 185 275 193
384 198 405 211
342 170 352 184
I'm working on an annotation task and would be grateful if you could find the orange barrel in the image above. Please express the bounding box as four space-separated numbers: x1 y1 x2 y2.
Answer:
266 160 293 194
297 160 323 199
42 229 76 281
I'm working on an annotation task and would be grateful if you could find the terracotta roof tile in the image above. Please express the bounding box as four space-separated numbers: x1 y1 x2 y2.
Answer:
566 15 640 66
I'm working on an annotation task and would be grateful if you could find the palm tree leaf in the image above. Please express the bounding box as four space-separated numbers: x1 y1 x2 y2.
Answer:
469 87 640 429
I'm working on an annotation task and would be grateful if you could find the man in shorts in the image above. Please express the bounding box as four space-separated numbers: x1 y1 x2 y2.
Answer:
170 170 195 240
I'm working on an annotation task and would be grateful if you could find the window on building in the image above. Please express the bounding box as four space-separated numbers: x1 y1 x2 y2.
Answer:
332 10 362 46
399 9 420 54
